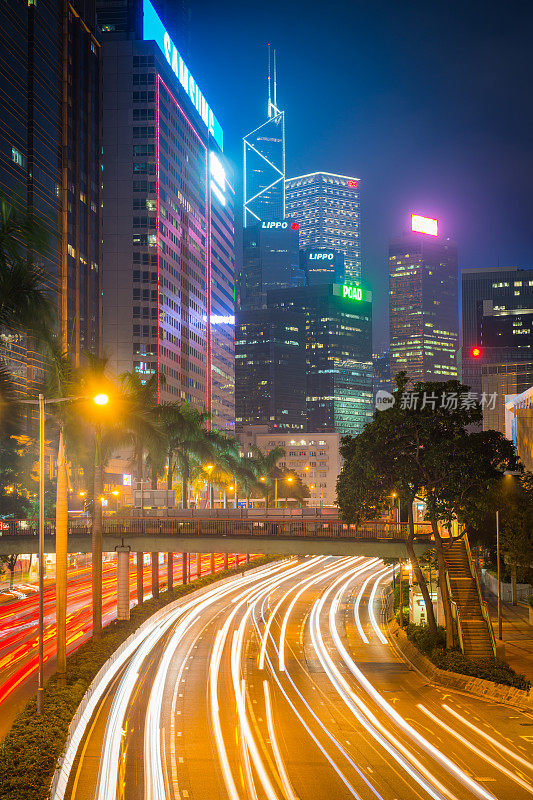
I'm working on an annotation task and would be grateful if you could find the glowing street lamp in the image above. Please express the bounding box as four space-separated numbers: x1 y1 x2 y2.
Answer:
93 393 109 406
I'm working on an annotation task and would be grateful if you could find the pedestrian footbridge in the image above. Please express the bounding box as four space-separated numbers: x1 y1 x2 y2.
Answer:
0 511 434 559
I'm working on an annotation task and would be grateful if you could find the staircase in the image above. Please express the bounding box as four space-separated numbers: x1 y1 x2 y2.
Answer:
444 537 496 660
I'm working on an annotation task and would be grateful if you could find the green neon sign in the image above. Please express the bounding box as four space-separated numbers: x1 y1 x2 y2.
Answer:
342 284 363 301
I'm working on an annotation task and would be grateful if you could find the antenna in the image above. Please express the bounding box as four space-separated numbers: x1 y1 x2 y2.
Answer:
267 43 272 118
273 49 277 112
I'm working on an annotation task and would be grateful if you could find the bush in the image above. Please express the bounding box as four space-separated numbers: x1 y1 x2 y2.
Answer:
0 555 279 800
405 622 530 692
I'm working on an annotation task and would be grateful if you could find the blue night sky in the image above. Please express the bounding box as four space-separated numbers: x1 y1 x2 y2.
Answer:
164 0 533 350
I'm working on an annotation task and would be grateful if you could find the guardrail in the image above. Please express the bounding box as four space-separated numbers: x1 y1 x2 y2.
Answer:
464 534 497 657
0 518 435 541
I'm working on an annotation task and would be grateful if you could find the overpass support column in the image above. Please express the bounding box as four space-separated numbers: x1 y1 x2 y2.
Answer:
167 552 173 592
224 552 228 570
196 552 202 579
246 553 250 564
136 552 143 606
117 547 131 621
152 553 159 599
210 553 215 574
182 552 188 585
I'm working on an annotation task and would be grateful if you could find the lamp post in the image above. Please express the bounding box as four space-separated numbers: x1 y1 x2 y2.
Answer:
496 470 522 639
19 391 109 712
304 465 316 507
204 463 215 509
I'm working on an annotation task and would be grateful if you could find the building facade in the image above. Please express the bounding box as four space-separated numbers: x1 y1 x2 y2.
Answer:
389 221 458 384
373 349 391 402
239 427 341 507
268 283 373 436
301 246 344 286
98 0 235 432
285 172 361 282
243 53 285 227
460 266 533 395
0 0 101 391
237 219 303 310
234 308 306 434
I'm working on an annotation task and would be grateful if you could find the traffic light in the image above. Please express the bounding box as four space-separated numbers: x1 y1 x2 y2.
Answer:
471 346 482 358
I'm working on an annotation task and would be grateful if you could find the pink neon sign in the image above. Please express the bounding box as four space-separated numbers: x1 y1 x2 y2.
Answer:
411 214 438 236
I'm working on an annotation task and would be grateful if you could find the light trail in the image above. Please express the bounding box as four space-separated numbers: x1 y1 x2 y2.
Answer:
325 568 499 800
418 704 533 794
441 703 533 772
353 565 389 644
263 680 298 800
278 557 380 671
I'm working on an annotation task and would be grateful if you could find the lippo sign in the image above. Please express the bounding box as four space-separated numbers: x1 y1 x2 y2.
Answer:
332 283 372 303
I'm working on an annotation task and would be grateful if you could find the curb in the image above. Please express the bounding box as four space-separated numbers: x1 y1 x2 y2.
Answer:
385 608 533 711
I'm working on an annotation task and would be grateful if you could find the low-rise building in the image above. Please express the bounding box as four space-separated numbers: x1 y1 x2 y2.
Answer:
238 427 341 507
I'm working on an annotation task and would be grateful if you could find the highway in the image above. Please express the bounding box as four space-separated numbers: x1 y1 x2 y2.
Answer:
0 552 240 726
62 556 533 800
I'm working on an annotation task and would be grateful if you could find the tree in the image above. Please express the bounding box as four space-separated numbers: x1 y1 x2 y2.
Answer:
0 191 54 340
250 445 286 506
119 371 163 500
338 409 439 635
495 474 533 603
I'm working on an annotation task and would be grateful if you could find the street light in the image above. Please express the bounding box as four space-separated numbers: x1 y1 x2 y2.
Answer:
18 391 109 712
204 463 215 509
496 470 522 640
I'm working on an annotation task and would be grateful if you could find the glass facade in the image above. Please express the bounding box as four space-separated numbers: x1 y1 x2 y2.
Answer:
268 284 373 436
234 308 306 433
0 0 101 394
243 112 285 227
99 1 234 431
237 221 303 310
460 266 533 395
389 232 458 384
285 172 361 282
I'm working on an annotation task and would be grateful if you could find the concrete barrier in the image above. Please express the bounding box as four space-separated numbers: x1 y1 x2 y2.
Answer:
387 616 533 710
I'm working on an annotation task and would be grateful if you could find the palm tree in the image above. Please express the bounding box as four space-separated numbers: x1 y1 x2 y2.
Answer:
119 371 163 501
163 403 211 508
0 191 54 339
251 445 286 507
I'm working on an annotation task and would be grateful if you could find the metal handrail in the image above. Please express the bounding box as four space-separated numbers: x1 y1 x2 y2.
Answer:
463 532 497 657
445 568 464 653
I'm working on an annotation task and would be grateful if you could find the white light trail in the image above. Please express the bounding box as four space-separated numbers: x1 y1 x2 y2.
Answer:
263 680 298 800
418 704 533 794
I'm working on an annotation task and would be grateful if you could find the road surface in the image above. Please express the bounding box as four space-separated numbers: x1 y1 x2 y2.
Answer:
63 555 533 800
0 552 244 736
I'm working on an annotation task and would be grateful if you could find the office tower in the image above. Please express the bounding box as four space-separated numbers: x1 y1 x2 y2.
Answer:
243 48 285 226
459 266 533 395
301 247 345 286
0 0 101 391
373 349 391 401
234 308 306 434
285 172 361 281
269 283 373 436
237 220 303 309
389 215 459 384
98 0 235 432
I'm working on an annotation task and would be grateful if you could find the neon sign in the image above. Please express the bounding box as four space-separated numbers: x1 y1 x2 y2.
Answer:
210 151 225 206
308 252 334 261
411 214 438 236
342 285 362 301
347 180 358 188
143 0 223 150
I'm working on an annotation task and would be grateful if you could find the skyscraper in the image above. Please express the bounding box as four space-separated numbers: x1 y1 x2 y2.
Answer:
98 0 235 432
268 283 373 435
285 172 362 281
459 266 533 395
389 215 458 384
0 0 102 390
235 308 306 434
237 220 303 309
243 48 285 226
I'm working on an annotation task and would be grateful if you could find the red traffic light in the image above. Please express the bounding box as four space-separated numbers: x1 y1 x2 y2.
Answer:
471 346 482 358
